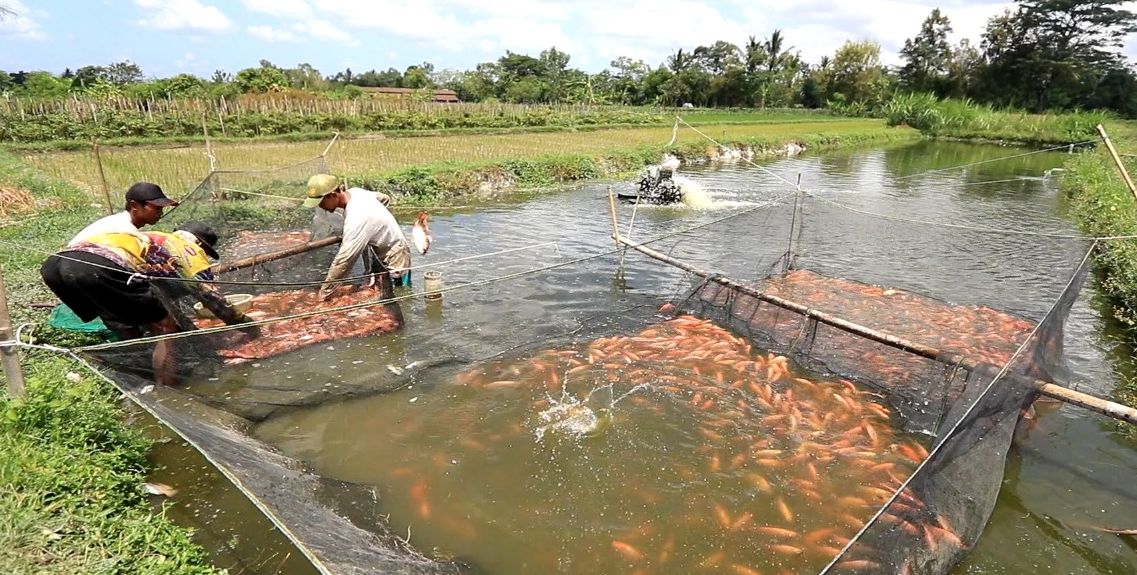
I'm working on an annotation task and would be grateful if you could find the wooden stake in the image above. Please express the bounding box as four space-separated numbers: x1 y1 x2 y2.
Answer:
618 236 1137 426
0 260 25 398
92 140 114 215
607 186 622 265
202 113 216 173
1096 124 1137 205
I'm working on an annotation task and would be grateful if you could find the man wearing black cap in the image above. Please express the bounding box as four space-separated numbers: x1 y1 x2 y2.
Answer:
41 221 258 385
68 182 179 247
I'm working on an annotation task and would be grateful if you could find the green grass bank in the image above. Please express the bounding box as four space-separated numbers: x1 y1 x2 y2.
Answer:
1 152 223 574
1058 122 1137 416
359 123 919 203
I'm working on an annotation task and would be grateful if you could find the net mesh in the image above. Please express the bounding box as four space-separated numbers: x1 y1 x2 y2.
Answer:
76 155 466 574
672 257 1089 574
63 142 1097 575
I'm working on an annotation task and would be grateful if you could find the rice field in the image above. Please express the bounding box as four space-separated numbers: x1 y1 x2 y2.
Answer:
22 119 904 198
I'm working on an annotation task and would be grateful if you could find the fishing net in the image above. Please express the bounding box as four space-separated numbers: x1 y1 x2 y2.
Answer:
670 258 1089 575
69 155 466 575
59 142 1098 575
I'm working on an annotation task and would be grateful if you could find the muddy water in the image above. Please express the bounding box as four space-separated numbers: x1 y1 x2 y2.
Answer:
163 140 1137 574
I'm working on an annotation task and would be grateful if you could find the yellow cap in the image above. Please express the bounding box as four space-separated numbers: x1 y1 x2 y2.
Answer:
302 174 340 208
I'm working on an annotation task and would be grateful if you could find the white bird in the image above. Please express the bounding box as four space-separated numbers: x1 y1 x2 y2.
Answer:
411 212 432 255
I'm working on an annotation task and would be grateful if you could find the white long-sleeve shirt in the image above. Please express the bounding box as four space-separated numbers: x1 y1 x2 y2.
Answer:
320 189 408 293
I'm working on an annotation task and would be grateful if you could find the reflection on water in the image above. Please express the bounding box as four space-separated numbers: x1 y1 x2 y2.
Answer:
163 140 1137 574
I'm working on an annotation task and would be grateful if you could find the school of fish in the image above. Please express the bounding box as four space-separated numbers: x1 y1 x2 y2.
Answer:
193 287 400 363
698 269 1041 394
432 312 972 574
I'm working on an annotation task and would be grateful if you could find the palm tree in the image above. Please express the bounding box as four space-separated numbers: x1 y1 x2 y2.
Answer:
667 49 692 73
744 35 765 75
764 30 793 77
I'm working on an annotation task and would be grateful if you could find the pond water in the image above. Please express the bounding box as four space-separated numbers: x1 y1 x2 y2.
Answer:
159 140 1137 574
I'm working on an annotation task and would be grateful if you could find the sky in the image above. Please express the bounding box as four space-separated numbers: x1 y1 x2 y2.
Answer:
2 0 1137 79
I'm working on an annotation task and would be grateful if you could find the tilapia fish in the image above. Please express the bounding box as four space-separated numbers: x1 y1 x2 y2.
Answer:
412 212 432 255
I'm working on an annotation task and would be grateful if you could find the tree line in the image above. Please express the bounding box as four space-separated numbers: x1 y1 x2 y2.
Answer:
3 0 1136 117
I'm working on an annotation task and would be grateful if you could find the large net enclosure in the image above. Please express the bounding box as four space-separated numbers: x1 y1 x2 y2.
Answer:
63 139 1106 575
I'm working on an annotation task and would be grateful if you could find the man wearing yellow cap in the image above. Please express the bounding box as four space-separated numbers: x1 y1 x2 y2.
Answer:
302 174 412 301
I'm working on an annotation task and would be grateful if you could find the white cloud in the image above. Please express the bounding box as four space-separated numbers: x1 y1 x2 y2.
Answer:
242 0 312 19
0 0 47 41
136 0 231 33
176 52 197 67
296 19 357 46
248 25 297 42
109 0 1137 73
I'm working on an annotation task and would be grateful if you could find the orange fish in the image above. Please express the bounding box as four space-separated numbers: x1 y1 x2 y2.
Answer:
754 526 797 538
611 540 644 561
769 544 804 555
731 565 763 575
776 498 794 522
714 503 733 529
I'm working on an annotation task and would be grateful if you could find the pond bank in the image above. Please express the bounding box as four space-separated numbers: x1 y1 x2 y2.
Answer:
356 125 918 204
1057 121 1137 424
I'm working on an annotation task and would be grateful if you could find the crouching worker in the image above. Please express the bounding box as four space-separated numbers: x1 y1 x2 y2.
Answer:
302 175 412 311
40 221 259 386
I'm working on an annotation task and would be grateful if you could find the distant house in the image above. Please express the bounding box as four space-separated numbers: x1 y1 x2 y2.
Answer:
359 87 461 103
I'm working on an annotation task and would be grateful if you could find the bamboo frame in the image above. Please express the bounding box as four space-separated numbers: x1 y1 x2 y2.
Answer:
617 236 1137 426
211 236 342 275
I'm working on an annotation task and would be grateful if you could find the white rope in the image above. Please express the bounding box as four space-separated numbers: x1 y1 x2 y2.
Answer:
0 237 562 289
74 194 794 352
891 141 1096 181
671 119 1128 242
676 116 802 190
805 191 1137 240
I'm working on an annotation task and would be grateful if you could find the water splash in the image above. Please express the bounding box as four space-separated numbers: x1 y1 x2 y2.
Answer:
532 377 653 442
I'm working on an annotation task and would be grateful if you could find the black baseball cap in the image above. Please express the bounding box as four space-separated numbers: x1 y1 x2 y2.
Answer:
125 182 178 207
176 221 220 259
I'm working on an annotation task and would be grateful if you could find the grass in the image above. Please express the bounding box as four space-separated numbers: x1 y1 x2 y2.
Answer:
884 93 1110 145
1059 120 1137 432
0 149 223 574
22 119 905 199
0 354 224 575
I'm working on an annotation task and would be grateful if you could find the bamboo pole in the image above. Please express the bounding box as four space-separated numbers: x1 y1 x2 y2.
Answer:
1035 382 1137 425
607 186 623 265
320 132 340 158
618 236 1137 425
1096 124 1137 204
211 236 341 274
202 113 216 172
0 260 25 398
92 141 115 215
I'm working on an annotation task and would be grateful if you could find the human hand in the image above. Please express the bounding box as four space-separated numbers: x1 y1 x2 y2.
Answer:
236 315 261 338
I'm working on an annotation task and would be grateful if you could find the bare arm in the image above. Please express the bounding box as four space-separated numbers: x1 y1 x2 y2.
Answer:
319 215 371 299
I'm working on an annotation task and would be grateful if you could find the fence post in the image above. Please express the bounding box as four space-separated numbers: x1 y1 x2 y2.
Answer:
1096 124 1137 205
0 260 26 398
